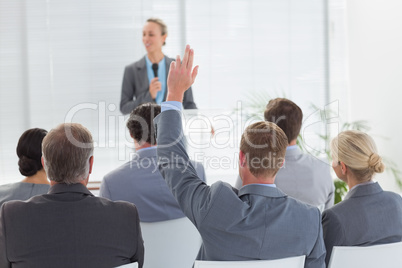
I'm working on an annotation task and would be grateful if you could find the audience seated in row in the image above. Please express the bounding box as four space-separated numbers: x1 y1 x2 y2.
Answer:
0 123 144 267
235 98 334 211
0 128 50 207
99 103 206 222
322 130 402 265
0 45 401 267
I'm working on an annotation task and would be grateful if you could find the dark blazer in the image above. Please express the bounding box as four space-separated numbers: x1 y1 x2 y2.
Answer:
120 56 197 114
322 182 402 265
0 183 144 268
155 109 326 268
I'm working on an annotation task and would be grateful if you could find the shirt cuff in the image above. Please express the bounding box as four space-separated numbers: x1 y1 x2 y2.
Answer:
161 101 183 112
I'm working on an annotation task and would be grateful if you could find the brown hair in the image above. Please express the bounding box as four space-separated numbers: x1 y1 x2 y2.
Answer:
331 130 385 182
146 18 168 46
264 98 303 142
42 123 94 184
127 103 161 145
240 121 288 178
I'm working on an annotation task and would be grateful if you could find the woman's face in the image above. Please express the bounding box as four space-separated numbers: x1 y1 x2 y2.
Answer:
142 22 167 54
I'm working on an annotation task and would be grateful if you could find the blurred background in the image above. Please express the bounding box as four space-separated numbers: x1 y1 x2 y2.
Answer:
0 0 401 193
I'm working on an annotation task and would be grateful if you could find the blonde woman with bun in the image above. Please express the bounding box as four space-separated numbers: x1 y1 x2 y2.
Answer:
322 130 402 265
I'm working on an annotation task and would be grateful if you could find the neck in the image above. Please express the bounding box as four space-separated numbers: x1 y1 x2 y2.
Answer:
240 169 276 187
21 169 49 185
50 177 89 187
134 141 154 151
347 176 372 190
288 139 297 146
147 51 164 63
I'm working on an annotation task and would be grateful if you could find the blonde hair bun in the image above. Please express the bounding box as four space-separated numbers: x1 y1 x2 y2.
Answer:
368 153 385 173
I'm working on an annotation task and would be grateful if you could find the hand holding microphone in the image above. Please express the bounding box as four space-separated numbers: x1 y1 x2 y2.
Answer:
149 63 162 99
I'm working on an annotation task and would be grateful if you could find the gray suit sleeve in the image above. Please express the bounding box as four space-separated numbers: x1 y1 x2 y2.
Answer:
155 110 212 226
322 209 344 266
99 178 111 199
120 66 154 115
0 204 11 267
305 210 326 268
182 86 197 109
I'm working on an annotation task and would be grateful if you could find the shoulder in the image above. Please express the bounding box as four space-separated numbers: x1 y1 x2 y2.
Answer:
287 195 321 218
96 196 139 215
165 55 174 63
103 161 135 182
1 194 45 213
322 198 352 222
379 190 402 204
126 56 146 70
0 182 20 192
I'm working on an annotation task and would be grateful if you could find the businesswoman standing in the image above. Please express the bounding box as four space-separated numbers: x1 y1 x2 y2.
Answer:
322 130 402 265
120 18 197 115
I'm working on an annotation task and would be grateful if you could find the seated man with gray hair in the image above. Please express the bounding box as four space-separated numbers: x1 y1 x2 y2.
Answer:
0 123 144 268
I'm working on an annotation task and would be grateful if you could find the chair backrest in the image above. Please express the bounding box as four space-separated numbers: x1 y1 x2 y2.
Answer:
194 256 305 268
114 262 138 268
140 217 201 268
328 242 402 268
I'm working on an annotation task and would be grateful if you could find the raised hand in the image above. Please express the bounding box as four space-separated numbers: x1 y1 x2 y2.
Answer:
166 45 199 102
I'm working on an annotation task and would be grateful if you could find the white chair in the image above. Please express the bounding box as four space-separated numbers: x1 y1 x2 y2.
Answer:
114 262 138 268
140 217 201 268
194 255 305 268
328 242 402 268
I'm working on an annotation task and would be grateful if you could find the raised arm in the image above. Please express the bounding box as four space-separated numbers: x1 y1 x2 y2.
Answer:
155 46 216 226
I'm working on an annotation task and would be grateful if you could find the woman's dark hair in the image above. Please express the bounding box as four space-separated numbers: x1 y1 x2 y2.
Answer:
16 128 48 177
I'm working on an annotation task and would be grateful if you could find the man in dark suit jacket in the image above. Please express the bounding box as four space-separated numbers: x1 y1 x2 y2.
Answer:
154 45 326 268
0 123 144 268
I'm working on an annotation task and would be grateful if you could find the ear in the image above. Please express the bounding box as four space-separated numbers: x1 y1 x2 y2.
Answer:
340 161 347 175
41 157 45 168
162 34 167 44
88 156 94 174
239 151 246 167
280 159 285 168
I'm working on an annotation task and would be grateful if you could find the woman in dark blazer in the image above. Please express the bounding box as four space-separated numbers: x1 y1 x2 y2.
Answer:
120 18 197 115
0 128 49 207
322 130 402 265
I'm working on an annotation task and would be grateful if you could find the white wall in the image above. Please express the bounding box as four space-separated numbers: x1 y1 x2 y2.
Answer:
346 0 402 192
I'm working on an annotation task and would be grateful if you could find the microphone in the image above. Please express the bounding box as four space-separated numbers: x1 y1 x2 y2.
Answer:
152 63 158 78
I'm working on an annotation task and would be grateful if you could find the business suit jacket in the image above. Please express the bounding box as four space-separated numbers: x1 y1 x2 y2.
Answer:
0 183 144 268
236 147 334 210
0 182 50 208
155 109 326 268
99 146 206 222
120 56 197 114
322 182 402 265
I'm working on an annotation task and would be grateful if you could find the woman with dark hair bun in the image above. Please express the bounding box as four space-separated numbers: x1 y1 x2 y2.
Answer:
0 128 50 207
